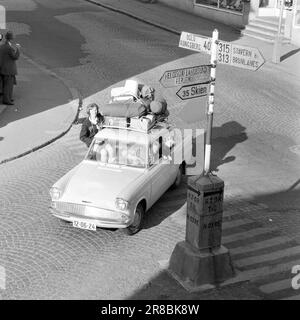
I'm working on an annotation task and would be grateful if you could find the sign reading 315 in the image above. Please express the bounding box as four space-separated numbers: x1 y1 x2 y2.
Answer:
218 42 230 64
179 32 265 71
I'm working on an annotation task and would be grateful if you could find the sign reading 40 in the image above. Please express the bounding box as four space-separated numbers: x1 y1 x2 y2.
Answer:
179 32 265 71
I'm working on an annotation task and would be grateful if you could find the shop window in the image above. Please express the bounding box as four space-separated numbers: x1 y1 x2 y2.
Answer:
195 0 244 12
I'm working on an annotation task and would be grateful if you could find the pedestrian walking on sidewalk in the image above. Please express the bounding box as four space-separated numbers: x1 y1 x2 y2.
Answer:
0 31 21 105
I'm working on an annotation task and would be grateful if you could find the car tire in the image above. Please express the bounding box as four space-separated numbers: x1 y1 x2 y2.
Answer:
171 164 183 189
123 203 144 236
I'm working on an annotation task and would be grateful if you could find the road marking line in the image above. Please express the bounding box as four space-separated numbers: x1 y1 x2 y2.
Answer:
222 227 278 244
233 259 300 282
235 246 300 268
259 278 291 294
222 218 254 230
230 236 292 255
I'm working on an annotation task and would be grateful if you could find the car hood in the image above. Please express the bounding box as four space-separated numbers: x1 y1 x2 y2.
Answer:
61 161 144 210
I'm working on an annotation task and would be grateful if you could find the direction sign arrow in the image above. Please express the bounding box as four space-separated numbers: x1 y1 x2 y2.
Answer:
176 82 210 100
179 32 211 54
179 32 265 71
159 65 211 88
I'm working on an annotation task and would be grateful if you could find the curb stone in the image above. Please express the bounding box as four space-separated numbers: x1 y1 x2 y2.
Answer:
85 0 180 35
0 53 81 165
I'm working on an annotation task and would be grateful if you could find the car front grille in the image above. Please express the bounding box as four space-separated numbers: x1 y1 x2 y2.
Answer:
54 202 87 215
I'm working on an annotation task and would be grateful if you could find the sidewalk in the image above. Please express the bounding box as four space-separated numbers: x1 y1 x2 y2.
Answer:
0 54 78 164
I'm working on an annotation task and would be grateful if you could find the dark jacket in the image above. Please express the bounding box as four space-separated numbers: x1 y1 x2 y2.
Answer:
0 41 20 75
80 115 104 147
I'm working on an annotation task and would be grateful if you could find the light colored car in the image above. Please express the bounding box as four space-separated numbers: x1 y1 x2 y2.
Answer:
49 119 191 235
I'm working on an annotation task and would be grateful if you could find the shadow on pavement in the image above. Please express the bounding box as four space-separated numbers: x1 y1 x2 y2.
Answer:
0 69 72 130
0 2 87 130
143 121 247 229
128 186 300 301
127 268 261 300
211 121 248 172
250 180 300 212
143 177 188 230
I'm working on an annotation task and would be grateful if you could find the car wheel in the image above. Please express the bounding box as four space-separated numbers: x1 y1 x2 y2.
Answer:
123 203 144 236
171 164 183 189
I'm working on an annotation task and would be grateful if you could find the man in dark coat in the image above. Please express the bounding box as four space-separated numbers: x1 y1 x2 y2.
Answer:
0 31 20 105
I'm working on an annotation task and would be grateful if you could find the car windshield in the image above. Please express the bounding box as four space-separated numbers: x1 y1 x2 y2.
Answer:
86 128 148 168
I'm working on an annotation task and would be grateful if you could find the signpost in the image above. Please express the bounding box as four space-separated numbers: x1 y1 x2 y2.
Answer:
272 0 285 64
179 31 265 71
176 82 209 100
159 65 210 88
168 29 265 290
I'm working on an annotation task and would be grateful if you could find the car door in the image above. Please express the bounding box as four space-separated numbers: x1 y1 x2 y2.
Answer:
161 128 180 188
147 136 167 206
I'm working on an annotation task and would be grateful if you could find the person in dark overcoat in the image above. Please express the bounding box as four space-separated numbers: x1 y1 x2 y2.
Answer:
80 103 104 147
0 31 20 105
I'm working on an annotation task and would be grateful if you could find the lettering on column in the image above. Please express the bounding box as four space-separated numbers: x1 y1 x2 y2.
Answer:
203 190 223 215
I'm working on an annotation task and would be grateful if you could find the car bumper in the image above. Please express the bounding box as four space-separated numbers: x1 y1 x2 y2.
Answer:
49 201 132 229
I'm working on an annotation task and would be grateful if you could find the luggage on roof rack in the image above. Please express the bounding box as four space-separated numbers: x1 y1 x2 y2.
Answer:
104 114 157 131
99 101 147 118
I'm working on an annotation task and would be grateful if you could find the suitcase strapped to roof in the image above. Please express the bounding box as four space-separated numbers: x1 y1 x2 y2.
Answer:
99 101 147 118
104 114 156 131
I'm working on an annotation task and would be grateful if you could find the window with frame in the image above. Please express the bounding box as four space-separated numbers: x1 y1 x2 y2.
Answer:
195 0 244 12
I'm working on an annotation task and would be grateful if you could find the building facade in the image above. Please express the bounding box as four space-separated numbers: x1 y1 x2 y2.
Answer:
159 0 300 46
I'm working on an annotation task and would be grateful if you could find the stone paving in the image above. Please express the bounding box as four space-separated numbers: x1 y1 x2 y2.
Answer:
0 122 299 300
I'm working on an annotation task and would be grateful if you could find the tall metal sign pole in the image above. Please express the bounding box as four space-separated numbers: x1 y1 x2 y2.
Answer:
168 29 264 290
169 29 238 290
204 29 218 175
272 0 285 64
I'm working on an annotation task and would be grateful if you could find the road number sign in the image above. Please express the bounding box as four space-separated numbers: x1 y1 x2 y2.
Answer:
179 32 265 71
159 65 210 88
176 82 209 100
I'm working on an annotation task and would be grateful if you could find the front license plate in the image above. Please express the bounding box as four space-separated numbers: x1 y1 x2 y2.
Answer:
72 219 96 231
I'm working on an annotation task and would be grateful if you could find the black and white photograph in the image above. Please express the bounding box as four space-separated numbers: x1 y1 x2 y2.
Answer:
0 0 299 309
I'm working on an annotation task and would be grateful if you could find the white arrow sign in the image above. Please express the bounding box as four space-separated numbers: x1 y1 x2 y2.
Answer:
159 65 211 88
176 82 210 100
179 32 265 71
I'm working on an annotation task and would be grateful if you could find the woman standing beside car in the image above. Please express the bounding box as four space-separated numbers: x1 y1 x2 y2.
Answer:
80 103 104 147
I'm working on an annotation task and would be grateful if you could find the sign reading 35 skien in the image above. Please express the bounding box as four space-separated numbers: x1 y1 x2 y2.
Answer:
176 82 210 100
179 32 265 71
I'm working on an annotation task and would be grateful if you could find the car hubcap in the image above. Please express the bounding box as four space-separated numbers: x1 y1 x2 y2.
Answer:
131 209 141 230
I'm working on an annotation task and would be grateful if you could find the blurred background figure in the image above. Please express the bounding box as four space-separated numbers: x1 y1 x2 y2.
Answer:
0 31 20 105
139 85 155 111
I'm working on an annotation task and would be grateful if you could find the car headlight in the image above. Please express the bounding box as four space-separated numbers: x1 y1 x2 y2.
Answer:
115 198 129 211
50 187 62 200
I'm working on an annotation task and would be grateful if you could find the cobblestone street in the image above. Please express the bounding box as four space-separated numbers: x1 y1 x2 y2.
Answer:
0 0 300 301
